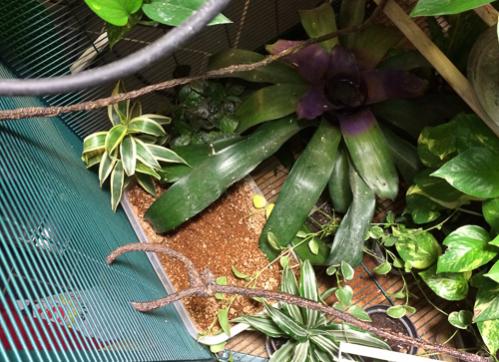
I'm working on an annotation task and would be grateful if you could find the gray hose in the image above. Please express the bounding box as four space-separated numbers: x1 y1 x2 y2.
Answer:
0 0 231 96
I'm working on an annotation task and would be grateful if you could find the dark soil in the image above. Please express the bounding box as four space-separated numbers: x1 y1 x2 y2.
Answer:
369 312 414 353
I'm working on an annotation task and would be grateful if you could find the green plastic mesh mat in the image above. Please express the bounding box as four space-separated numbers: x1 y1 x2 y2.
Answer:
0 63 211 362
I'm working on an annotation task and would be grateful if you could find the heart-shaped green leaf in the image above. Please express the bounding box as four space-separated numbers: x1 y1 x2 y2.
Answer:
437 225 497 273
142 0 231 27
448 310 473 329
419 266 468 301
432 147 499 199
395 229 441 270
483 198 499 233
474 282 499 323
85 0 142 26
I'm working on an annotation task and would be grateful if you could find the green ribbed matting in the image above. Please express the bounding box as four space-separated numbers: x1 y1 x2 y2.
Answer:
0 63 211 362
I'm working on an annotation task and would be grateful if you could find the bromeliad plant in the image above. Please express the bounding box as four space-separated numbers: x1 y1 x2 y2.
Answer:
146 1 427 267
234 260 390 361
392 113 499 357
82 82 187 211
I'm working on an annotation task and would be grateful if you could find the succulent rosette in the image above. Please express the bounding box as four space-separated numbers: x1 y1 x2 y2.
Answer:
146 1 429 267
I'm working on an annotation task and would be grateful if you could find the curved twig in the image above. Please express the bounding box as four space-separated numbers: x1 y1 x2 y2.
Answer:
108 244 490 362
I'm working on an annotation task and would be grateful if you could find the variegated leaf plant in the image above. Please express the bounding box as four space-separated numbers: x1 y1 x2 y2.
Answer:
82 82 188 211
235 260 390 361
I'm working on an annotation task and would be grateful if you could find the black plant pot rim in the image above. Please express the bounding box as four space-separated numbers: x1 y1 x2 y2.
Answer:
366 304 419 355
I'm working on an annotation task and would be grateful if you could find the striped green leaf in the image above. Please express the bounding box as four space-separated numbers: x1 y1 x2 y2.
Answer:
110 160 125 211
139 114 171 125
105 124 127 154
136 173 156 196
128 117 167 137
135 138 161 169
233 315 284 339
328 165 376 267
208 49 303 84
265 304 309 341
136 163 161 180
310 335 338 356
299 260 319 328
269 340 295 362
146 144 188 165
98 152 117 186
281 267 304 324
382 126 421 184
120 136 137 176
83 153 103 169
236 84 308 133
108 81 129 124
328 147 352 213
260 120 341 258
83 131 107 154
145 117 307 233
291 341 310 362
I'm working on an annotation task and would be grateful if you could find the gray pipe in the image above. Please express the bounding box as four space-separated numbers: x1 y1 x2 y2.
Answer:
0 0 231 96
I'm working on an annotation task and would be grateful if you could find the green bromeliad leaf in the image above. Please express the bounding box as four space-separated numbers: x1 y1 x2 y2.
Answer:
236 84 308 133
437 225 497 273
411 0 496 17
432 147 499 199
142 0 231 27
299 3 338 51
260 121 340 258
145 117 307 233
328 147 352 213
328 165 376 267
419 266 469 301
208 49 303 84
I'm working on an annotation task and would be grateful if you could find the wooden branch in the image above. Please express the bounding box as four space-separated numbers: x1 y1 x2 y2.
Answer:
0 1 388 122
108 243 491 362
373 0 499 137
474 5 499 27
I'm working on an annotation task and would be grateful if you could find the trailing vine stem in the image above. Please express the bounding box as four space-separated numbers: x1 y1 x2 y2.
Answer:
107 243 490 362
0 0 388 121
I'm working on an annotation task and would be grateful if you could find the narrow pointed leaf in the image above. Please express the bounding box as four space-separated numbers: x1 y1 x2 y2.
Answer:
110 160 125 211
158 137 241 183
339 0 366 29
83 131 107 154
108 81 129 124
328 166 375 267
105 124 127 154
146 144 188 165
299 3 338 51
146 117 308 233
299 260 319 327
217 307 231 336
260 121 341 258
136 163 161 180
136 174 156 196
328 147 352 213
120 136 137 176
484 261 499 284
236 84 308 133
84 154 103 168
281 267 304 324
134 138 161 169
233 315 283 338
128 117 166 137
269 340 295 362
98 152 117 186
291 341 310 362
411 0 495 17
265 304 309 341
340 109 399 200
208 49 303 84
